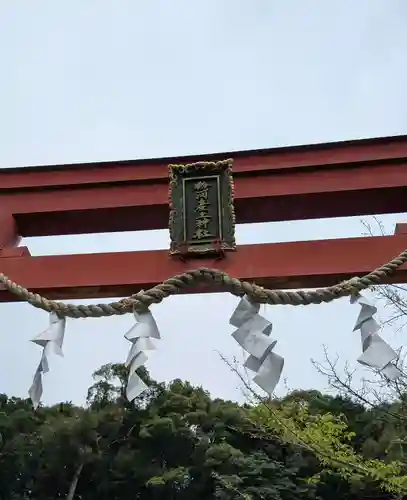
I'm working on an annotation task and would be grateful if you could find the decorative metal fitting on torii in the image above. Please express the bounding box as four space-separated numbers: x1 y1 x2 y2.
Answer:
0 134 407 301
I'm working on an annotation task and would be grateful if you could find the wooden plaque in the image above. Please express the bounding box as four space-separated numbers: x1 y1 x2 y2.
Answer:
168 159 236 256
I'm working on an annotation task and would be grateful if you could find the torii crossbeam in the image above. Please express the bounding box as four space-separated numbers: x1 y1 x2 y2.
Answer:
1 134 407 302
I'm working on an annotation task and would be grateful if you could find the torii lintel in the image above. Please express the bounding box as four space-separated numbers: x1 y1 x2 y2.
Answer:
1 134 407 302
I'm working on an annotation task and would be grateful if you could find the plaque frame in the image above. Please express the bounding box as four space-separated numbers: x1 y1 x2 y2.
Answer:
168 159 236 256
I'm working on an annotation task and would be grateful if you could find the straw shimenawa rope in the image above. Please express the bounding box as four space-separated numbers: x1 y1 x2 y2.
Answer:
0 247 407 319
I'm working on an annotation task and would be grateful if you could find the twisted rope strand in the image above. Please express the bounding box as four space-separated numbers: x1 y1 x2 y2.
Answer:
1 247 407 319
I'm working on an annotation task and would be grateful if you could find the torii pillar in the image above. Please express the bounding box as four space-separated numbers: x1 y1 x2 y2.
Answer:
1 134 407 302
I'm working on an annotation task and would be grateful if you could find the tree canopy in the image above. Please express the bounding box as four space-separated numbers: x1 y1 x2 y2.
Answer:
0 363 406 499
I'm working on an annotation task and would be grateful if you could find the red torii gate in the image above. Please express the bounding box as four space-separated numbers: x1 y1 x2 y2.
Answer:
1 134 407 302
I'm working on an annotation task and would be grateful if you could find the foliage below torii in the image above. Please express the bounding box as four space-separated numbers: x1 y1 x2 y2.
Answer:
250 396 407 495
1 363 407 499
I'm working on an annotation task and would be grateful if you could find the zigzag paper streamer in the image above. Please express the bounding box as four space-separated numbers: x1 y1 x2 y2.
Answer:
29 312 66 409
352 294 402 380
230 296 284 394
124 308 160 401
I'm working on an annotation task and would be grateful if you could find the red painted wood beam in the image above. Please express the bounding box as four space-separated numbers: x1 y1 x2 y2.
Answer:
1 235 407 302
395 223 407 234
1 135 407 237
0 213 21 249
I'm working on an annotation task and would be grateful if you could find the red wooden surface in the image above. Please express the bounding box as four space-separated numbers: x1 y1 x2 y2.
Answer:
1 235 407 302
0 134 406 236
395 223 407 234
0 134 406 302
0 213 20 249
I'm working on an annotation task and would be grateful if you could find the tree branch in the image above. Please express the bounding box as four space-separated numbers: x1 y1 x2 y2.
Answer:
66 462 84 500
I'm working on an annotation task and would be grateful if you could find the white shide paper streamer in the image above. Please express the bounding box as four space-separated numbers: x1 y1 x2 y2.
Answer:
29 312 66 409
352 294 402 380
229 296 284 395
124 308 160 401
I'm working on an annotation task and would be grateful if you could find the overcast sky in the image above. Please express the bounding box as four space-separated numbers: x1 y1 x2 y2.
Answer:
1 0 407 406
